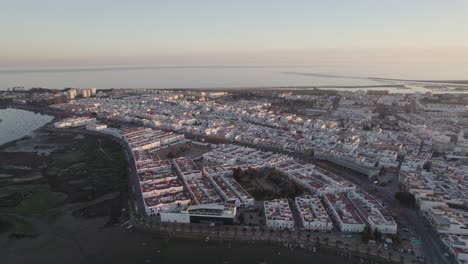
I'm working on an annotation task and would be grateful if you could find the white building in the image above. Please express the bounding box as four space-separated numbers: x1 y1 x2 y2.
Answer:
86 122 107 131
144 191 191 216
349 191 398 234
444 235 468 263
426 205 468 235
174 157 202 180
54 117 96 128
264 199 295 230
324 193 365 233
160 203 237 225
295 195 333 231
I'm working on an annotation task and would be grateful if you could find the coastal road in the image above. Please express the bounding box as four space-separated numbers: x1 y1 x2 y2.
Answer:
133 220 417 263
122 140 146 218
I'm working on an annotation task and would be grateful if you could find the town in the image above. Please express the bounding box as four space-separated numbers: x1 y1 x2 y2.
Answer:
1 87 467 263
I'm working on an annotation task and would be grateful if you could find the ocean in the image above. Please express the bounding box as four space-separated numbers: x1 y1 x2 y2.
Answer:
1 64 467 92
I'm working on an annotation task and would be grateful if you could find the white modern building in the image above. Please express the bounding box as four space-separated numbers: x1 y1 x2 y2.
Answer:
295 195 333 231
324 193 366 233
264 199 295 230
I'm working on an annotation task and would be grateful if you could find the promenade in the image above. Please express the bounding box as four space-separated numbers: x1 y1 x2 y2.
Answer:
131 219 417 264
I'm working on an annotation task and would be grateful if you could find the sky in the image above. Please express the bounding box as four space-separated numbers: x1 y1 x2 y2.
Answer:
1 0 468 67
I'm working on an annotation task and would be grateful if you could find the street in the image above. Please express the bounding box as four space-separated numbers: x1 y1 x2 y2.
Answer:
315 161 451 264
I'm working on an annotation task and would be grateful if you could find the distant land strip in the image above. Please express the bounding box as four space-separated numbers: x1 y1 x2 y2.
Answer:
369 77 468 85
281 71 367 80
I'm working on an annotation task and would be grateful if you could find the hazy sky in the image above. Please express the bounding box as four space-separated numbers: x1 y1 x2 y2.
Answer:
2 0 468 67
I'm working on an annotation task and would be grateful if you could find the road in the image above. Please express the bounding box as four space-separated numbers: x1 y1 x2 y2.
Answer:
131 220 417 264
122 139 146 218
315 161 450 264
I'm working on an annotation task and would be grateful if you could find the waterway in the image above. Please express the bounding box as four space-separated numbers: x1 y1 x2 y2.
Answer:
0 108 54 146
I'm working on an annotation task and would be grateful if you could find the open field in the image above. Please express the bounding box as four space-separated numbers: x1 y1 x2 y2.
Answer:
0 128 129 239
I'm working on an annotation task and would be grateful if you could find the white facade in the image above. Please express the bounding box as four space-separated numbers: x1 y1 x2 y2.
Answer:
324 193 365 233
86 123 107 131
264 199 295 230
54 117 96 128
295 195 333 231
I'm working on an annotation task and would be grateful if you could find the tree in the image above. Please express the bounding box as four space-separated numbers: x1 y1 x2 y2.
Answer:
238 213 245 224
362 225 372 242
391 232 402 245
179 144 191 152
374 228 382 242
167 151 177 158
232 167 244 182
395 192 416 207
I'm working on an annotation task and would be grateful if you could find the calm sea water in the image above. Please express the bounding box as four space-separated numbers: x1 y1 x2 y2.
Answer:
1 64 467 91
0 108 53 146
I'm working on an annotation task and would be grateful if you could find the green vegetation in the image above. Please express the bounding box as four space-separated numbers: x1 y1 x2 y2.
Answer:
395 191 416 207
10 218 38 238
0 219 13 234
13 185 66 217
0 192 23 207
167 144 191 158
0 133 129 238
361 225 385 243
389 232 402 245
234 167 305 200
362 225 372 242
374 228 383 242
44 135 128 203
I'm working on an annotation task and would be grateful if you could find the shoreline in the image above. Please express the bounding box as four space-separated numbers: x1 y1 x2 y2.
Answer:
0 108 56 148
